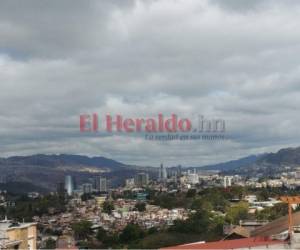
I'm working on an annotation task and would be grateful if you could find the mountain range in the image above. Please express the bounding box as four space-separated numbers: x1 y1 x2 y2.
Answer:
1 146 300 192
1 154 126 169
200 155 260 172
205 146 300 176
0 154 147 191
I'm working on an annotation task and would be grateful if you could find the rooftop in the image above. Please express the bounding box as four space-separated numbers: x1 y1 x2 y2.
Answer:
161 237 284 249
0 220 36 231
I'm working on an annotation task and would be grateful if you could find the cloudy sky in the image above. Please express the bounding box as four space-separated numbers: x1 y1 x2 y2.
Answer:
1 0 300 167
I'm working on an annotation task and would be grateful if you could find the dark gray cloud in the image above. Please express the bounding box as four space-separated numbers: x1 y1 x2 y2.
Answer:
1 0 300 166
210 0 300 12
210 0 268 12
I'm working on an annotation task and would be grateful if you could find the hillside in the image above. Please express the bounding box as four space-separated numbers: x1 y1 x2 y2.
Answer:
200 155 260 172
0 154 154 192
2 154 126 169
224 146 300 176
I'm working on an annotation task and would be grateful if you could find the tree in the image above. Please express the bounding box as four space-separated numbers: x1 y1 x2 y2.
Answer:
200 188 230 212
119 223 145 243
103 233 120 248
102 201 114 214
186 211 211 234
96 227 107 242
135 202 146 212
71 220 92 240
191 198 213 212
256 203 288 221
81 193 93 201
151 192 191 209
257 188 270 201
170 210 211 234
225 202 249 224
207 216 225 241
148 227 158 235
43 238 56 249
186 189 197 198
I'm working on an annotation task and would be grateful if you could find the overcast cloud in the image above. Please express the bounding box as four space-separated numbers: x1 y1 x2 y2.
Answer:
1 0 300 166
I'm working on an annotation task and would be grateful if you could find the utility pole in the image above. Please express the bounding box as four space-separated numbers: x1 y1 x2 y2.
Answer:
280 196 300 239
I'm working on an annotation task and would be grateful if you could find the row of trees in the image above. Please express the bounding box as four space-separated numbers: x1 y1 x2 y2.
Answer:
71 220 149 249
1 194 67 222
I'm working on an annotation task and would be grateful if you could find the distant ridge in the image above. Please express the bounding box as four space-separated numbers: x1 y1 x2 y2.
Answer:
257 146 300 165
1 154 126 169
0 154 153 191
198 155 260 171
223 146 300 176
189 146 300 174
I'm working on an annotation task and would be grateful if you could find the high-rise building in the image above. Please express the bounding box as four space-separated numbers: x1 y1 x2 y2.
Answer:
134 173 149 187
125 178 135 188
64 175 74 196
56 182 65 195
158 163 167 181
187 173 199 184
94 176 108 192
223 176 233 188
177 165 182 177
99 177 107 192
82 183 93 194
